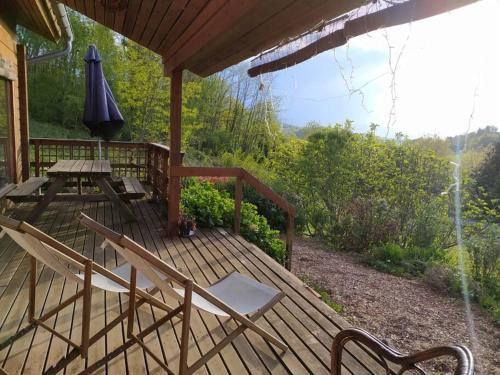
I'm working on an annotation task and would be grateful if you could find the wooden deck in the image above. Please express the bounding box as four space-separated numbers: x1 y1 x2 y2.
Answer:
0 198 386 374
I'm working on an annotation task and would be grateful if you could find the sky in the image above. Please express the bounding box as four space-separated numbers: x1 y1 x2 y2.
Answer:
268 0 500 139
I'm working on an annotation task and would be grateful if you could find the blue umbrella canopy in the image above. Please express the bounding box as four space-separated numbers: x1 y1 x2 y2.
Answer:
83 44 124 142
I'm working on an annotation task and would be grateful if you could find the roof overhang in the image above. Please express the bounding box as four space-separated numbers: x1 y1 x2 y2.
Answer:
248 0 482 77
2 0 62 41
57 0 482 78
59 0 368 77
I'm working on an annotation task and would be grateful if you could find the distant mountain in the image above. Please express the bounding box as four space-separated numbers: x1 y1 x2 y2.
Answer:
412 126 499 155
281 123 303 137
411 126 499 171
445 126 499 152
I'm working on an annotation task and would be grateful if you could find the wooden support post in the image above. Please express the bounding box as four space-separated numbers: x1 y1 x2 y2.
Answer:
285 213 294 270
234 176 242 234
17 45 30 181
167 68 183 237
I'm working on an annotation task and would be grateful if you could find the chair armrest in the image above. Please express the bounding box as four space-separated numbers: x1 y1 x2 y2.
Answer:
331 328 474 375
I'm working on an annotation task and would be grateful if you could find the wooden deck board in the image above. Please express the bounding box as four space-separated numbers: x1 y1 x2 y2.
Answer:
0 198 386 374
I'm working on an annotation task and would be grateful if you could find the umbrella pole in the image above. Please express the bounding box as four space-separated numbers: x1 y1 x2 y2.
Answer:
98 138 102 160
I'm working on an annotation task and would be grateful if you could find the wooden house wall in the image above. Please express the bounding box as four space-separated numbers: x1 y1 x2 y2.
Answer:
0 16 22 185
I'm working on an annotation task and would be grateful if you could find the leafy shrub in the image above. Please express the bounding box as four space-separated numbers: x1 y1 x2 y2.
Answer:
363 243 446 277
339 198 399 252
411 197 454 249
239 202 286 263
463 224 500 321
181 179 286 264
181 178 233 227
214 180 288 230
465 224 500 285
423 264 461 294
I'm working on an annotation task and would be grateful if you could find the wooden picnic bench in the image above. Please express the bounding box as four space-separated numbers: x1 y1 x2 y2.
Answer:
6 160 145 224
120 176 146 199
6 177 48 203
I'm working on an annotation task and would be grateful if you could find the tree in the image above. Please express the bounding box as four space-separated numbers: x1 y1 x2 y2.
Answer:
475 140 500 204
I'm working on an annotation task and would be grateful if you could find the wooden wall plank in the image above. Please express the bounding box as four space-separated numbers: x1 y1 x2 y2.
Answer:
139 1 172 46
156 0 207 55
130 0 156 42
148 0 189 51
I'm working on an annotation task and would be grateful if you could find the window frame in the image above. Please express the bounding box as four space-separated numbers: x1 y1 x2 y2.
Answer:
0 75 16 184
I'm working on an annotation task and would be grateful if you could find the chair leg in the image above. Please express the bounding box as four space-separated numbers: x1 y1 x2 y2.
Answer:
127 266 137 339
179 281 193 375
81 260 93 358
28 255 36 323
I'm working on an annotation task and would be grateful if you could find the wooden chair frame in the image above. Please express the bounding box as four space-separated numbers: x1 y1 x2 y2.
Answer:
0 215 175 374
79 213 288 375
331 328 474 375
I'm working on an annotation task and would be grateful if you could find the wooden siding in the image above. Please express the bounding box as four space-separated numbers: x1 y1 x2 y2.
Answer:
0 199 388 374
0 17 22 185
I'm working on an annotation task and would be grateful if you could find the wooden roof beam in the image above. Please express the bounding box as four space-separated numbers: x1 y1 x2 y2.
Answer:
247 0 481 77
190 0 366 77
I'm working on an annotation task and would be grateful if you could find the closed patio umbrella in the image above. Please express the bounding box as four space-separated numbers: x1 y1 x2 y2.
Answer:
83 44 123 159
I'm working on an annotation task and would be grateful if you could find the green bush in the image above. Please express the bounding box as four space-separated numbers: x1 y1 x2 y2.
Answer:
363 243 446 277
181 179 286 264
214 180 288 230
181 178 233 227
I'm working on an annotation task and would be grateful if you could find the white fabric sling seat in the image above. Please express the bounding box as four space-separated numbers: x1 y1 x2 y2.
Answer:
173 271 282 316
75 261 163 293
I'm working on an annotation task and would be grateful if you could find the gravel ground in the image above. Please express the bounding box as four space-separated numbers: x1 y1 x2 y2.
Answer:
291 236 500 375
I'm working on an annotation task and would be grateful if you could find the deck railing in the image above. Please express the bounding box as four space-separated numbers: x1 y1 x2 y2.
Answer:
28 139 294 268
29 138 170 201
171 166 296 269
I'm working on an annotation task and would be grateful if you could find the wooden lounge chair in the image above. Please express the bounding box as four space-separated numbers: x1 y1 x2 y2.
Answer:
0 215 174 369
78 212 288 375
331 328 474 375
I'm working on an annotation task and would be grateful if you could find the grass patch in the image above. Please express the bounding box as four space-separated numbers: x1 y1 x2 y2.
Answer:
300 275 344 313
30 119 90 139
361 243 446 278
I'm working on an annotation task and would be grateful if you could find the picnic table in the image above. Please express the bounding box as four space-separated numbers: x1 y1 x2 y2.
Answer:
25 160 136 223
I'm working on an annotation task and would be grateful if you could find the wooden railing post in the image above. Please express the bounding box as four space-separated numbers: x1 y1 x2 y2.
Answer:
146 144 152 185
234 176 242 234
163 150 169 204
153 146 159 200
285 213 294 270
34 140 40 177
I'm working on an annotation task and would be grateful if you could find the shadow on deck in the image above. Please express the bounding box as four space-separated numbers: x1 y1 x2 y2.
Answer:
0 198 386 374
